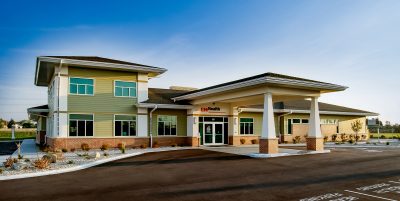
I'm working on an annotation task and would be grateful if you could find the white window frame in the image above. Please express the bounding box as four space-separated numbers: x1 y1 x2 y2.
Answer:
321 119 338 125
69 77 95 96
68 113 94 137
157 115 178 136
113 114 137 137
239 117 254 135
113 80 137 98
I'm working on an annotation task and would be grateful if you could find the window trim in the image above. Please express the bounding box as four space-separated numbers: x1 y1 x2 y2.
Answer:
239 117 255 135
156 115 178 136
113 80 137 98
69 76 95 96
113 114 137 137
68 113 95 137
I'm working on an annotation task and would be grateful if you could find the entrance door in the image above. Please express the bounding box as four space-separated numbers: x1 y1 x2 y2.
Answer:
203 123 224 145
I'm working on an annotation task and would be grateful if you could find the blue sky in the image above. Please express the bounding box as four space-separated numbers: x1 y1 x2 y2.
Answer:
0 0 399 123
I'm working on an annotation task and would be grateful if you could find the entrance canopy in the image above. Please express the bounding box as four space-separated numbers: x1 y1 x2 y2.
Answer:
172 72 348 105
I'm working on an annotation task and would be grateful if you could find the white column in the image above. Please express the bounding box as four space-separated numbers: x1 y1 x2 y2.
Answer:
137 73 148 103
187 109 199 137
137 107 148 137
261 93 276 139
228 107 239 136
58 113 68 137
309 97 322 138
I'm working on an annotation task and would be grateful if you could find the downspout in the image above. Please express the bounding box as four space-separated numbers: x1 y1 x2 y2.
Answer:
149 104 158 148
57 60 63 137
277 110 293 143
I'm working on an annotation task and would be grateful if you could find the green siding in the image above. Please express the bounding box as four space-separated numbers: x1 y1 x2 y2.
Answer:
150 109 187 137
68 67 138 137
94 114 114 137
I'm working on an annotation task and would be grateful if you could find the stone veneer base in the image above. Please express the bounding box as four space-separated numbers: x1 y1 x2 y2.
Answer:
259 138 279 154
46 137 200 150
306 137 324 151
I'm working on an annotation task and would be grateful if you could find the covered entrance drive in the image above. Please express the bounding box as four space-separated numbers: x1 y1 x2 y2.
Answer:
173 73 348 154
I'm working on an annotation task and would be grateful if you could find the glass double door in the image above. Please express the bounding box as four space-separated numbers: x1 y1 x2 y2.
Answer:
203 123 224 145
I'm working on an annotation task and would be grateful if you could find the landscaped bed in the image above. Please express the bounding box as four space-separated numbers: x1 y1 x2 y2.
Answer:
0 144 193 179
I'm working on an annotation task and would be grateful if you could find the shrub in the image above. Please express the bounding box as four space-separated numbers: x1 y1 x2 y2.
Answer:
171 143 178 147
293 136 301 144
81 143 90 151
62 148 68 153
349 134 355 141
240 138 246 145
18 154 23 159
153 141 160 148
67 160 74 164
24 158 30 162
349 139 354 144
70 148 76 152
370 135 373 138
361 135 366 140
386 142 390 146
0 169 3 174
118 142 126 154
34 158 50 169
323 136 329 143
340 134 347 143
332 134 338 142
355 135 361 142
251 139 258 144
103 152 109 157
140 144 147 149
3 157 14 168
100 144 109 151
380 135 386 139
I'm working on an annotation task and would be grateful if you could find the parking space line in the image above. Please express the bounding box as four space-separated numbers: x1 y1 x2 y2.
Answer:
389 181 400 184
344 190 397 201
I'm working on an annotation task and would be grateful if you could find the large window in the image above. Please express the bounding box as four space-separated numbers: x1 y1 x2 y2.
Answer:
114 81 137 97
157 115 177 136
69 114 93 136
69 77 94 95
114 115 136 136
240 118 254 135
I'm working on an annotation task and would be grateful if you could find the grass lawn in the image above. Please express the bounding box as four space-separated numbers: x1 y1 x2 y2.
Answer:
0 129 36 141
370 133 400 138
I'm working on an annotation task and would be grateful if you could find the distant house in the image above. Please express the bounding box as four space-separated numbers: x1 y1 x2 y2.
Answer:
12 124 23 129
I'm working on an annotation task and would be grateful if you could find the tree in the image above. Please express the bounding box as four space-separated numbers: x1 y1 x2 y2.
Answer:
7 119 15 129
22 121 35 128
0 118 6 128
351 119 363 142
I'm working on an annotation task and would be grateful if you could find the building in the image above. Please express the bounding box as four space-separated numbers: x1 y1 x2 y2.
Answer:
28 56 378 154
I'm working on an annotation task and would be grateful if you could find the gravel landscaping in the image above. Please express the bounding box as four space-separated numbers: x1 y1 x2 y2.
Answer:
0 146 195 178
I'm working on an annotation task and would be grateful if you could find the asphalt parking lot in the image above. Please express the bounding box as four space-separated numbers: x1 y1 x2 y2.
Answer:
1 147 400 201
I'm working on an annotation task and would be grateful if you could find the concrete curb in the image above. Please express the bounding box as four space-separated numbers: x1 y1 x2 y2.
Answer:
248 150 331 158
0 147 196 181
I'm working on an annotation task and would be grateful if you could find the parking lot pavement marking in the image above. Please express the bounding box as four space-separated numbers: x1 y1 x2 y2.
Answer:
389 181 400 184
299 192 360 201
344 190 397 201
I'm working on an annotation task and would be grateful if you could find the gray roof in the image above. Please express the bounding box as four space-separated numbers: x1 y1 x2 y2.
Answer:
142 88 191 105
43 56 162 69
175 72 348 99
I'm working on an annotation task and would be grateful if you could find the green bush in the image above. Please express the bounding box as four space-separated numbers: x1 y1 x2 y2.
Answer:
380 135 386 139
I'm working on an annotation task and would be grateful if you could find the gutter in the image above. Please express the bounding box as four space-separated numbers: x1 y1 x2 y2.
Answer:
149 105 158 148
277 110 293 143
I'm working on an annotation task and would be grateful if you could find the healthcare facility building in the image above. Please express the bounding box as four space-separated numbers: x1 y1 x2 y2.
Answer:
28 56 378 154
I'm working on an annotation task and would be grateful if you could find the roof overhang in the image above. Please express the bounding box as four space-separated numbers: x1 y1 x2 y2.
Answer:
27 107 49 121
172 75 348 101
35 57 167 86
240 108 379 116
137 103 194 109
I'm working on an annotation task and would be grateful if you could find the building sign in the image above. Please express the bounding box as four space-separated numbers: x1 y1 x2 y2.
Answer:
201 107 221 112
